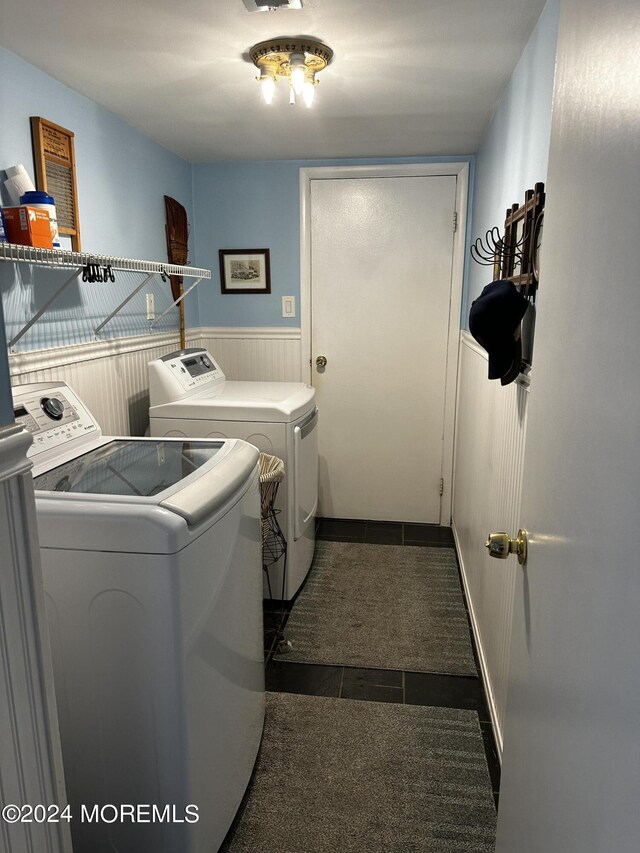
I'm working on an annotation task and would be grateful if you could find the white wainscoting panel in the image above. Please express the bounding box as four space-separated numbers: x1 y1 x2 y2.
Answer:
452 332 529 756
0 425 72 853
9 331 199 436
8 328 303 436
200 327 302 382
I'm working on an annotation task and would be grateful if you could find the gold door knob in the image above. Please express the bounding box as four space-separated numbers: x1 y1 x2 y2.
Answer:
316 355 327 368
484 529 528 565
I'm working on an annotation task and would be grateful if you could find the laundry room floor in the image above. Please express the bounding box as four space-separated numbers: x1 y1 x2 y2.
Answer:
263 519 501 808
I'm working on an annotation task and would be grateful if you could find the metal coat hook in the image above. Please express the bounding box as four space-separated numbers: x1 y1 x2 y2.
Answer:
471 227 526 267
469 183 545 296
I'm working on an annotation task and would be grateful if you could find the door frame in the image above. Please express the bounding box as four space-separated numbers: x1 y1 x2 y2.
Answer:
299 162 469 524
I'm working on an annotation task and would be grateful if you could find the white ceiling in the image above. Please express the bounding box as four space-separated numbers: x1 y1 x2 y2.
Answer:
0 0 547 163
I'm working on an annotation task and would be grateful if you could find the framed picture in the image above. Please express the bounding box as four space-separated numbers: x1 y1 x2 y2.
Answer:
219 248 271 294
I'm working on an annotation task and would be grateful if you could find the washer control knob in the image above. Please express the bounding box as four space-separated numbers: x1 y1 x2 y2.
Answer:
41 397 65 421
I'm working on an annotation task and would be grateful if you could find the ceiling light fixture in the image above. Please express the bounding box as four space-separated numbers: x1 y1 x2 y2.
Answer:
242 0 303 11
249 37 333 107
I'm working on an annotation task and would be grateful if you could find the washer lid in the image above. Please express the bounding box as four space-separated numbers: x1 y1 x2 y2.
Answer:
150 380 316 422
32 438 260 553
33 438 225 496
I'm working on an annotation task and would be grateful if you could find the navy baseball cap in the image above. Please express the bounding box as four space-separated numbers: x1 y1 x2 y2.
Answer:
469 280 529 381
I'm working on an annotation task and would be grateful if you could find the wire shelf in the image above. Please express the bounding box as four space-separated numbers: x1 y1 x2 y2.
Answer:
0 242 210 279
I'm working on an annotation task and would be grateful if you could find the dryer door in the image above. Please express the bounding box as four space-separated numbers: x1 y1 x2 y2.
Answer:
293 407 319 539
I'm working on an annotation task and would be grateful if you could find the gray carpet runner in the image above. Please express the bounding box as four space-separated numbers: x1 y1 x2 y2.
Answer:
275 541 477 675
221 692 496 852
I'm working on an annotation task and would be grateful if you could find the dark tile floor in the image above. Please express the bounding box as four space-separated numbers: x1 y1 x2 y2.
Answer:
316 517 456 547
264 517 501 810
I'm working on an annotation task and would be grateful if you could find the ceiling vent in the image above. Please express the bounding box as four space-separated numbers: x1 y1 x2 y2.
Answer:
242 0 303 11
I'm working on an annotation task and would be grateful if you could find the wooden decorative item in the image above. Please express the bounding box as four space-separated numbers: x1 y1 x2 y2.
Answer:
470 183 545 297
30 117 81 251
500 182 545 296
468 184 545 380
164 195 190 349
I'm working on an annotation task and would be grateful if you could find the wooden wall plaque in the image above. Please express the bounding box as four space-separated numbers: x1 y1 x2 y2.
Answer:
30 117 81 251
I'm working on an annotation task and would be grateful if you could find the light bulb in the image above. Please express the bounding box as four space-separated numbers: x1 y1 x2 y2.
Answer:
303 80 315 108
261 75 276 105
290 53 305 95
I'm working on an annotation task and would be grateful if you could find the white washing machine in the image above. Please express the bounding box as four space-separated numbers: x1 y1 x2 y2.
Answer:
12 381 265 853
148 349 318 602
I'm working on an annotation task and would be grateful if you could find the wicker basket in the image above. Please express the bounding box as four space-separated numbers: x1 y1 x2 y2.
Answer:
259 453 285 534
259 453 290 653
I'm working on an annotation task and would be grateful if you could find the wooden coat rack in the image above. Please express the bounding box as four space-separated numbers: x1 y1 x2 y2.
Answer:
471 182 545 297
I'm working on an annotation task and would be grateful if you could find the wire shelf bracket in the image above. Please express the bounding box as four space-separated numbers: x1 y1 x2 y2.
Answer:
1 243 211 350
151 276 204 329
8 267 83 349
93 272 157 336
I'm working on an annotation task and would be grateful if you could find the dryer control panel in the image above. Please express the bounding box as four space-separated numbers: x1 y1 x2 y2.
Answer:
12 383 99 458
149 349 226 404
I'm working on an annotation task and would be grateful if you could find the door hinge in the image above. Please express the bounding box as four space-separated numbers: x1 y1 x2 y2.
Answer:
452 211 458 233
439 477 444 496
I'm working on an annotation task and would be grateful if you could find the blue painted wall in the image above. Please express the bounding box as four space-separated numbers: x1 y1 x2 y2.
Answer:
0 300 13 425
192 156 474 329
465 0 560 322
0 0 559 407
0 46 197 350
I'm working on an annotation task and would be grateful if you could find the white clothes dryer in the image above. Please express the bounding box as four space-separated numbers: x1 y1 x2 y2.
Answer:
12 381 264 853
148 349 318 602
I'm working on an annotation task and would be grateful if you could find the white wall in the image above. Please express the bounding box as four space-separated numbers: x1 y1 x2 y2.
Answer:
496 0 640 847
453 337 529 753
453 0 559 751
200 328 302 382
0 425 72 853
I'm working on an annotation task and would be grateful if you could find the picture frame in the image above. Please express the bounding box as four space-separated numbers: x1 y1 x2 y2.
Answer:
219 248 271 294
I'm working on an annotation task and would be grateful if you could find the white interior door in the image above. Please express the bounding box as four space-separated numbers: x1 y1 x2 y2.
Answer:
495 1 640 849
310 175 456 522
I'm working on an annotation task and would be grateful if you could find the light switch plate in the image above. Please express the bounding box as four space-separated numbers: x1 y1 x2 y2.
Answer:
282 295 296 317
